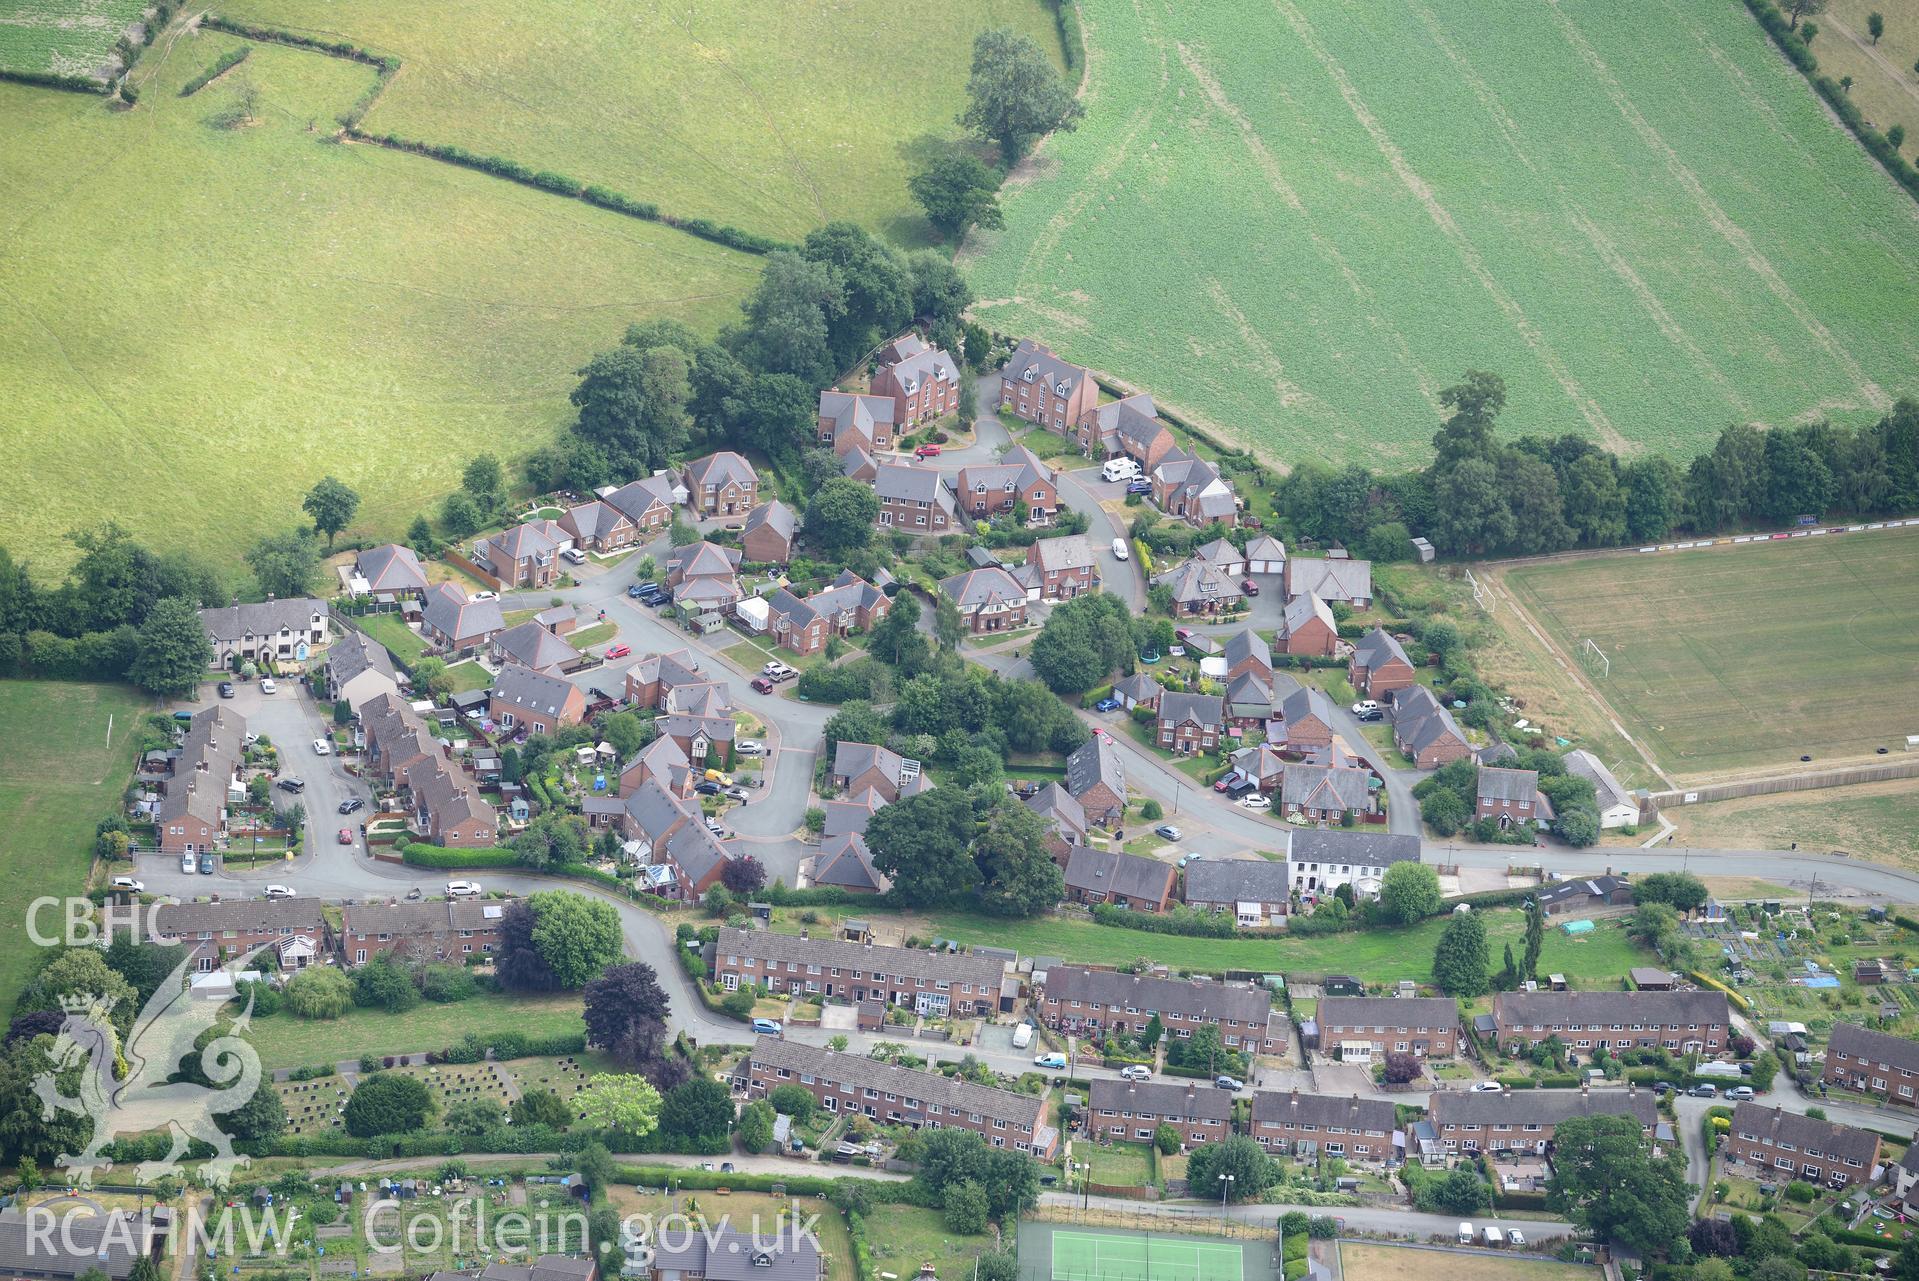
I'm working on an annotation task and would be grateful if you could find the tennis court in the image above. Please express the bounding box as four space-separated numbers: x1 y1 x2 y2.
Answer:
1019 1220 1272 1281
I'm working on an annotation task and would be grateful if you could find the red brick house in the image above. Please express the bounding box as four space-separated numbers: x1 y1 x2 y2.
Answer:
1477 767 1546 828
938 566 1028 633
682 451 759 517
152 896 330 972
741 500 797 564
557 500 638 554
419 582 505 656
154 707 244 856
489 663 587 733
713 927 1003 1014
1156 558 1244 617
1430 1084 1657 1156
818 390 896 455
1350 628 1416 699
1156 692 1225 755
1392 686 1472 769
1078 392 1175 468
1278 687 1336 752
874 462 957 533
1316 996 1461 1059
1020 534 1097 600
1000 338 1097 433
1062 847 1178 913
1727 1102 1880 1189
407 757 499 846
953 445 1059 525
1150 450 1238 528
1223 629 1272 683
340 899 508 967
1492 990 1730 1056
1250 1091 1398 1161
480 521 563 589
1088 1079 1229 1150
869 335 960 428
1823 1022 1919 1105
1278 592 1337 657
603 474 680 534
1038 965 1283 1055
1064 734 1127 826
766 571 890 656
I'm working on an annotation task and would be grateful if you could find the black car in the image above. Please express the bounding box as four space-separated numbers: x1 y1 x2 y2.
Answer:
694 780 722 795
277 777 306 793
217 681 235 699
338 797 365 815
1354 707 1383 722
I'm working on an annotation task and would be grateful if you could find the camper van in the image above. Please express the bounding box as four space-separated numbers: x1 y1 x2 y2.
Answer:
1102 457 1141 483
1484 1226 1505 1248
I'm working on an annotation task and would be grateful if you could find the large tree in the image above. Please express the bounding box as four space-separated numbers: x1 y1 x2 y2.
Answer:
658 1077 735 1147
729 251 845 387
1431 371 1507 470
495 900 559 992
805 477 879 554
570 342 693 475
527 890 623 989
1502 452 1575 555
974 795 1064 917
801 222 913 371
129 597 212 696
1430 457 1514 554
343 1073 433 1137
1622 456 1683 542
1431 911 1491 996
574 1073 663 1138
865 786 982 907
727 372 817 461
1185 1136 1275 1202
245 529 320 599
1029 593 1135 694
582 962 671 1067
1377 861 1442 925
1634 871 1708 912
302 476 360 550
1561 454 1628 546
1547 1113 1691 1254
909 153 1006 238
959 28 1084 162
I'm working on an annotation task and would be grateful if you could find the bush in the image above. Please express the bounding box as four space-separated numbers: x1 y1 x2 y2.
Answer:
1091 902 1236 938
1140 799 1163 821
401 843 518 868
343 1073 433 1137
285 967 353 1019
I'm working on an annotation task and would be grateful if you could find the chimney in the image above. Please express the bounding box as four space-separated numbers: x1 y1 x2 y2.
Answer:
1580 1081 1589 1097
1290 1090 1299 1111
1501 1084 1511 1098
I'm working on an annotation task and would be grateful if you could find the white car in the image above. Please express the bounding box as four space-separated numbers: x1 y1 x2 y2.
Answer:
1470 1080 1505 1093
736 740 767 757
470 591 500 602
181 853 196 874
259 678 278 694
761 660 795 678
110 876 144 894
1112 537 1129 561
1238 794 1272 811
313 738 331 756
1118 1064 1153 1082
561 547 587 564
1351 699 1381 716
263 884 296 899
445 880 483 898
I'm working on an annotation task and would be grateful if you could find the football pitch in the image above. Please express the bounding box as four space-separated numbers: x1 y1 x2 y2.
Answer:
1020 1222 1269 1281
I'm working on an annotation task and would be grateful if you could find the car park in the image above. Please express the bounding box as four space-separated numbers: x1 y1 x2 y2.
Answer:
198 854 216 874
446 880 483 897
110 876 144 894
1153 823 1182 840
1094 696 1122 712
753 1018 784 1036
1239 793 1271 810
313 738 331 755
277 777 305 793
750 676 774 694
259 678 277 694
1112 538 1129 560
337 828 354 844
605 644 631 659
218 681 235 699
1034 1053 1067 1069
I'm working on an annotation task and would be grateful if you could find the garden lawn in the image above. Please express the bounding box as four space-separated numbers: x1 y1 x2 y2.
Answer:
1341 1245 1596 1281
1503 530 1919 774
356 613 430 666
1084 1142 1156 1188
0 35 757 574
856 1205 997 1281
442 661 493 693
0 0 146 78
964 0 1919 465
245 989 586 1071
0 681 151 1009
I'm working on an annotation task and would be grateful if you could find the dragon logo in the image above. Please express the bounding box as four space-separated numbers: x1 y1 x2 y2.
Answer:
33 947 267 1187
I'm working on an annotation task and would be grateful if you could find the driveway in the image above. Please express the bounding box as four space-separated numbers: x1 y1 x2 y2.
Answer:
1054 465 1146 610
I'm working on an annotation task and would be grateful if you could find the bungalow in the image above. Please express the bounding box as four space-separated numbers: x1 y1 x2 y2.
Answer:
817 390 896 456
954 445 1060 525
1150 450 1238 527
1182 858 1292 927
480 521 563 589
602 473 681 535
351 544 427 602
1562 750 1640 829
558 500 638 554
1244 534 1287 577
1157 691 1226 755
874 462 958 534
1276 592 1337 658
766 572 890 656
1286 553 1373 607
682 451 759 518
1349 628 1416 699
1194 538 1246 578
939 566 1028 633
1063 846 1178 913
325 630 401 712
1228 742 1287 795
1114 672 1162 711
1277 686 1336 752
1064 733 1127 826
1477 767 1546 828
870 334 960 428
1392 686 1472 769
1001 338 1098 433
490 621 579 675
741 500 798 564
200 598 330 669
1078 392 1175 469
1156 558 1244 617
489 664 587 733
1020 534 1098 600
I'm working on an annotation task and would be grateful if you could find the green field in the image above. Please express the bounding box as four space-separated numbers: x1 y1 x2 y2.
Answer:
1505 530 1919 774
0 0 144 78
0 681 151 1007
964 0 1919 465
245 989 586 1071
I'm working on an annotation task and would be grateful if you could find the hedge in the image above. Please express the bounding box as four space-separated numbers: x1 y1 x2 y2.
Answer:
401 844 521 868
1090 902 1238 938
199 15 388 65
1047 0 1085 76
1688 970 1752 1012
179 46 249 96
0 68 110 94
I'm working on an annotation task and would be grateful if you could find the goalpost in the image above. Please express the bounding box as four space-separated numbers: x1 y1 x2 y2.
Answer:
1580 637 1611 679
1464 567 1496 614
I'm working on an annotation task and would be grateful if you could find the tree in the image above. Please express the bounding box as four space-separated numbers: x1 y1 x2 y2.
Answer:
439 492 482 540
1892 124 1908 151
406 514 439 555
1382 1051 1420 1084
343 1073 433 1137
511 1088 571 1129
660 1077 735 1146
1623 456 1683 542
866 786 982 907
582 963 671 1067
1868 10 1885 40
245 529 320 598
959 29 1084 162
284 966 353 1019
575 1073 663 1137
1784 0 1825 28
1185 1136 1274 1201
1378 862 1442 924
768 1083 818 1122
1432 371 1508 469
570 342 693 475
910 153 1006 238
1432 912 1491 996
1155 1124 1182 1154
729 251 845 387
1560 453 1628 547
916 1127 991 1197
410 656 452 699
1635 871 1707 912
934 594 966 650
463 454 503 507
443 1098 501 1134
302 476 359 550
1503 452 1576 555
737 1099 776 1154
1416 1168 1491 1214
352 957 419 1012
975 796 1064 917
128 597 212 697
1522 896 1544 981
1416 782 1469 836
722 855 768 896
804 477 880 554
495 899 559 992
942 1179 990 1233
575 1139 617 1195
1431 457 1515 554
801 223 914 369
527 890 623 988
1547 1113 1691 1254
217 1079 286 1143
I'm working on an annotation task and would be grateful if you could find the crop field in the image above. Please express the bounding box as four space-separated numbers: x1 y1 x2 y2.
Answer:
0 34 758 572
213 0 1064 244
1502 530 1919 776
0 0 144 78
963 0 1919 466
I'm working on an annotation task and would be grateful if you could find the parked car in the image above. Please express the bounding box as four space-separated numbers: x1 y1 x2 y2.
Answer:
1175 627 1195 641
750 676 775 694
694 780 722 796
445 880 483 897
752 1018 784 1036
470 591 500 602
1239 793 1272 811
1470 1080 1505 1093
723 786 749 801
1094 696 1122 712
1034 1053 1067 1070
605 644 632 659
1689 1083 1718 1098
1351 700 1381 716
337 828 354 845
561 547 587 564
277 777 305 793
1125 479 1153 495
1652 1081 1675 1094
180 853 196 874
338 797 365 815
1241 578 1259 596
1508 1231 1526 1248
262 884 296 899
737 739 767 756
1119 1064 1152 1082
313 738 331 755
198 854 216 874
1214 1075 1245 1091
110 876 144 894
217 681 235 699
1213 776 1236 792
1153 823 1182 840
1177 853 1203 868
705 768 733 785
762 660 797 679
1354 706 1384 722
1112 538 1129 560
259 678 278 694
1727 1085 1755 1101
914 443 942 458
626 584 647 599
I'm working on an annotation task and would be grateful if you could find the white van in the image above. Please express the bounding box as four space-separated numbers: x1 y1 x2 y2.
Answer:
1112 538 1129 561
1011 1023 1034 1050
1457 1223 1474 1245
1484 1226 1504 1248
1101 456 1141 483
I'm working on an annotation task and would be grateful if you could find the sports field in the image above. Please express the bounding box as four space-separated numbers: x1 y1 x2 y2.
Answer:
1341 1244 1595 1281
1019 1221 1271 1281
1502 530 1919 776
0 0 144 78
964 0 1919 465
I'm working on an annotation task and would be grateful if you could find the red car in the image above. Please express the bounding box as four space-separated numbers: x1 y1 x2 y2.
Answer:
1241 578 1259 596
337 828 353 845
914 443 942 458
750 676 774 694
605 643 631 659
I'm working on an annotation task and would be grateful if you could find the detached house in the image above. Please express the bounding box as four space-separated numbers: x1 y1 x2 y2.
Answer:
1078 392 1175 469
351 544 427 602
489 664 587 733
558 500 637 554
200 598 330 669
1392 686 1471 769
1286 553 1373 607
831 741 923 802
1062 847 1178 913
1280 747 1373 823
1277 592 1337 657
621 648 707 711
1157 691 1226 755
1277 686 1336 752
953 445 1060 525
874 462 958 533
1150 450 1238 527
1114 672 1162 712
1727 1102 1880 1189
1020 534 1097 600
1249 1091 1398 1161
1478 767 1547 828
1089 1079 1230 1150
1349 629 1416 700
602 473 681 535
766 572 890 657
802 831 892 895
869 335 960 428
1194 538 1246 578
480 521 563 589
682 451 758 518
817 390 896 456
664 541 744 613
741 500 797 564
1064 733 1127 826
1156 558 1243 617
939 566 1028 633
1000 338 1098 433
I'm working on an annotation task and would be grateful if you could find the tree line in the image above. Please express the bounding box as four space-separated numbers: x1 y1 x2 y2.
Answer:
1274 372 1919 559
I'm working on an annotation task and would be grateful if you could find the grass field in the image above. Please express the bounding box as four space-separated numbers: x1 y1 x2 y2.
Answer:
245 989 586 1071
1809 0 1919 174
964 0 1919 465
0 680 151 1009
1502 530 1919 775
1661 779 1919 866
1341 1245 1597 1281
0 0 144 78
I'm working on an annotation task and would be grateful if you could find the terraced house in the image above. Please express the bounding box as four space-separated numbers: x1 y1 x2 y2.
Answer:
1037 965 1283 1054
198 597 330 669
340 898 509 966
1823 1022 1919 1104
742 1038 1056 1156
683 450 759 517
1088 1078 1230 1149
1249 1091 1398 1161
1315 996 1461 1059
152 897 330 971
1429 1084 1657 1155
1492 989 1731 1055
868 335 960 428
152 706 245 856
1727 1102 1881 1188
712 927 1005 1015
1001 338 1098 432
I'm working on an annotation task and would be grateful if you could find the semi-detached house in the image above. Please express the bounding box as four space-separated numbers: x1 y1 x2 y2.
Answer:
340 898 508 966
1249 1090 1398 1161
151 896 329 971
1727 1101 1880 1189
1492 989 1731 1055
1037 965 1283 1054
713 927 1004 1016
1088 1078 1230 1150
1823 1021 1919 1104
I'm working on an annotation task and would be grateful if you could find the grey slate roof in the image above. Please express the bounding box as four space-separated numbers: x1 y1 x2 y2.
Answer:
834 741 904 785
1393 685 1467 755
743 499 797 543
1114 673 1162 703
558 500 628 543
491 663 578 717
1317 996 1460 1034
0 1208 156 1279
1285 829 1420 869
622 776 694 842
1478 766 1539 805
684 450 758 492
1158 691 1224 731
819 389 896 437
1351 628 1410 672
1223 628 1271 673
1280 592 1335 639
603 473 678 523
1563 749 1633 812
1043 965 1273 1025
874 461 949 503
1065 734 1125 799
356 543 427 593
1030 533 1095 573
1251 1089 1398 1134
492 621 578 673
1279 685 1335 729
1281 761 1371 812
878 335 959 395
155 896 325 937
1090 1077 1234 1121
1157 558 1242 605
1195 538 1244 570
1531 876 1631 910
940 566 1025 612
422 582 503 644
748 1037 1045 1132
200 597 327 642
1087 392 1171 453
1182 857 1290 906
1493 989 1731 1028
1025 781 1086 838
651 1226 820 1281
1432 1087 1658 1129
1829 1021 1919 1075
1004 338 1094 399
1063 847 1175 904
810 833 891 893
1288 556 1373 603
718 927 1002 989
664 821 734 885
1732 1102 1880 1167
328 629 397 685
1244 534 1287 565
